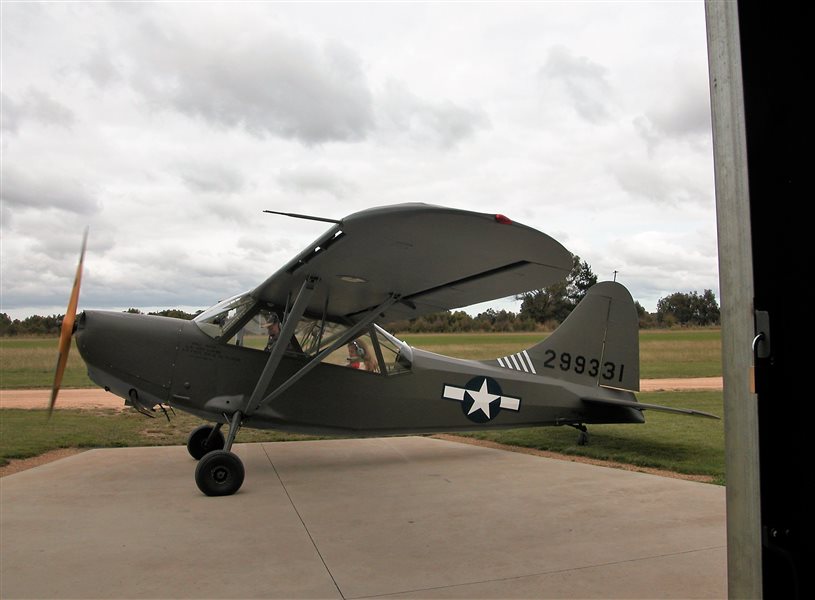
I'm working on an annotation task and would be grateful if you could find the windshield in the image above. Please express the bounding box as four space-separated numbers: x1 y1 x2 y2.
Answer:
193 291 257 340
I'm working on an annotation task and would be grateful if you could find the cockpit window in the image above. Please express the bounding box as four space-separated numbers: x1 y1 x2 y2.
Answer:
321 331 381 373
194 295 411 374
194 293 285 349
193 291 256 341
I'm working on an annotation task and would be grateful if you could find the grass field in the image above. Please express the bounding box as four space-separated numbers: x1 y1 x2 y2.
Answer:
460 391 724 483
0 328 721 389
0 338 93 389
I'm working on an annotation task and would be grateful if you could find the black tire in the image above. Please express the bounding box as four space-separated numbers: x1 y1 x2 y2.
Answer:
195 450 245 496
187 424 225 460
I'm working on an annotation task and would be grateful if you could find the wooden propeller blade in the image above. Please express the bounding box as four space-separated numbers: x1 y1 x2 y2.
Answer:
48 229 88 418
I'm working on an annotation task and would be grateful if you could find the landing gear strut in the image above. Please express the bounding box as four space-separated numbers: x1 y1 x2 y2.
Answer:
192 412 245 496
568 423 590 446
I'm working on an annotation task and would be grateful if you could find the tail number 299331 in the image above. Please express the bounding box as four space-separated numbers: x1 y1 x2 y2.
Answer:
541 349 625 383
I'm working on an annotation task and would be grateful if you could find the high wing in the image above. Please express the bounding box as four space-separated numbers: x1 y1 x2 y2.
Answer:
253 203 573 324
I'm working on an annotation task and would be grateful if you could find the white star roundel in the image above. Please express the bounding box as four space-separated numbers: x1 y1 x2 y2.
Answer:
442 376 521 423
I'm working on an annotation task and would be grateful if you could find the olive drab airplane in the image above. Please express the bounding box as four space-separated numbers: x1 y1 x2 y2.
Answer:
49 204 718 496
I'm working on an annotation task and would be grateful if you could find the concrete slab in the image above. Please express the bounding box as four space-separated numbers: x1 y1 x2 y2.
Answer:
1 437 726 599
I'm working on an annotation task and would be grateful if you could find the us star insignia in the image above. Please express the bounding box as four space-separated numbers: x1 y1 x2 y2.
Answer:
442 376 521 423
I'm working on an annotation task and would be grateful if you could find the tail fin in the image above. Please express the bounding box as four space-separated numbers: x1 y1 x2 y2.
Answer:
496 281 640 391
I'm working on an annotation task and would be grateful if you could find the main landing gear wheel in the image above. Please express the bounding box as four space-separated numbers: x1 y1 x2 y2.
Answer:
187 424 226 460
195 450 245 496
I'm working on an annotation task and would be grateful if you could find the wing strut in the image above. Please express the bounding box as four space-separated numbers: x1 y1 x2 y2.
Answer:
249 293 401 415
240 277 318 418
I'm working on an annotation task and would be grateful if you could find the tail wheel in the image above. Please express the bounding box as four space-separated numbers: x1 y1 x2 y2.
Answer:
195 450 244 496
186 424 225 460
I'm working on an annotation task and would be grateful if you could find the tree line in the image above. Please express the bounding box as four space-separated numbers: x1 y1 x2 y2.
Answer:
0 308 200 336
1 260 720 336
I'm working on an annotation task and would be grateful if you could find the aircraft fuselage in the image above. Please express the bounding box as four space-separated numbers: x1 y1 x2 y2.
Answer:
76 310 643 436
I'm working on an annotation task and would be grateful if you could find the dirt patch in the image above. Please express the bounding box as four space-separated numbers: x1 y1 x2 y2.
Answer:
0 448 85 478
0 388 127 410
432 434 716 483
639 377 722 392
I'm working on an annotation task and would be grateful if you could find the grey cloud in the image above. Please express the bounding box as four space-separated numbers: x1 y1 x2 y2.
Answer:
635 80 711 150
1 166 100 215
647 94 711 137
610 162 709 206
128 26 375 144
379 82 489 148
540 46 612 123
82 45 122 88
177 164 245 194
1 93 22 133
1 89 75 133
278 167 354 198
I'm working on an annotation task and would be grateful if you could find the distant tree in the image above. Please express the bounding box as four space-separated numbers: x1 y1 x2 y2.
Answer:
692 289 721 326
634 301 658 328
19 314 62 335
124 308 143 314
148 309 197 320
518 256 597 325
0 313 11 336
656 290 720 326
518 281 570 323
568 258 598 305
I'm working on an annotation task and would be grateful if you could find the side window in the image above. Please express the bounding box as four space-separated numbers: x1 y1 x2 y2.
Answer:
372 326 412 374
232 310 280 350
322 332 381 373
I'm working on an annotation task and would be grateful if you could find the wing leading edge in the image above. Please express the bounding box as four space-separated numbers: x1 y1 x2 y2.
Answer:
253 203 573 324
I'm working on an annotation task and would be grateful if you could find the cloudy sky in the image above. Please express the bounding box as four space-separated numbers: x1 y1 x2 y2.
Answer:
1 1 716 320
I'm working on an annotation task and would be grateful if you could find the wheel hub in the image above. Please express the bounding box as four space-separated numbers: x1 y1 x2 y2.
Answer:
212 466 229 484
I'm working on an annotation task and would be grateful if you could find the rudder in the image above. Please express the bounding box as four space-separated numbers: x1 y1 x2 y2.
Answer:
495 281 640 391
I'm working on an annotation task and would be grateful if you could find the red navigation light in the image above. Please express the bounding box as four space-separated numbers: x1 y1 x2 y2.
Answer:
494 214 513 224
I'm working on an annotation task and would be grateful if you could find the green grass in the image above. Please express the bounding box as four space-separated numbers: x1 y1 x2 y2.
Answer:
0 409 320 466
460 391 724 483
0 337 93 389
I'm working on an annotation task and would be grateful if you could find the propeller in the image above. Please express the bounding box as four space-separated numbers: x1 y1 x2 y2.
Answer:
48 229 88 418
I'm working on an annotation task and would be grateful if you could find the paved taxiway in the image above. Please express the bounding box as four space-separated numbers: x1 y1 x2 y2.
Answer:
1 437 726 599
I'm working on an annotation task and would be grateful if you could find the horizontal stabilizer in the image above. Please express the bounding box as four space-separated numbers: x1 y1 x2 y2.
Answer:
582 396 720 419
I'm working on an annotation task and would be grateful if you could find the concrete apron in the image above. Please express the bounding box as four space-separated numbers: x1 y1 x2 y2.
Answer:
0 437 726 599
